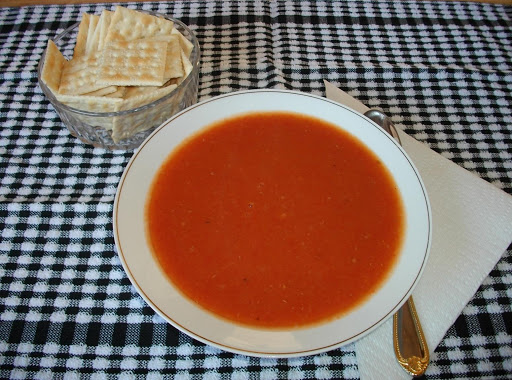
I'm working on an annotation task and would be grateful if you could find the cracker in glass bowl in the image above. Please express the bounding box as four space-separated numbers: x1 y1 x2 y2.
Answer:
39 6 200 150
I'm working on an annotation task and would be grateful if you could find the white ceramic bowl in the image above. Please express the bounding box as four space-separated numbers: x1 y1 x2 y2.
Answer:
113 89 431 357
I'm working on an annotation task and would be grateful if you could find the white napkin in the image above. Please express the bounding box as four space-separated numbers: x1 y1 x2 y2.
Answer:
324 81 512 380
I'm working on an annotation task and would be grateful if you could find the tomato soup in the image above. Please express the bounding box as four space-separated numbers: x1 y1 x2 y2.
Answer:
146 112 405 329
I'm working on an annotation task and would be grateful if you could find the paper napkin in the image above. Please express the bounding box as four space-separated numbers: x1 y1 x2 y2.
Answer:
324 81 512 380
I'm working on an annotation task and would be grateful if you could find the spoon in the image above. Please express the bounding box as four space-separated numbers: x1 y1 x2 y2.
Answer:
364 109 430 377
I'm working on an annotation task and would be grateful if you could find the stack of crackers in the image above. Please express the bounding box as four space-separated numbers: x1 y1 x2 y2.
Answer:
40 6 197 143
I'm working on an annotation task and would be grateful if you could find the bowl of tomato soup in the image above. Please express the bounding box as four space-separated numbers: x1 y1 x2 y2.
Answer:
113 89 431 357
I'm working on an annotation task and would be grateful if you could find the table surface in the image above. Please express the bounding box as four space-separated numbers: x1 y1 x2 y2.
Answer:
3 0 512 6
1 1 511 379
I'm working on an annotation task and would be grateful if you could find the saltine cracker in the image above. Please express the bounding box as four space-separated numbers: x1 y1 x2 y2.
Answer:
105 6 174 43
73 13 91 58
41 39 67 95
97 40 167 87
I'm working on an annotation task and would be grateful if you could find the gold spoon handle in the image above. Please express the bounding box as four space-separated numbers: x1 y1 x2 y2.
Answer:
394 296 430 376
364 109 430 377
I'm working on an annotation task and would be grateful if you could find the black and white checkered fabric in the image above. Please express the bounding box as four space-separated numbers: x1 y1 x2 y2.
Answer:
1 0 511 378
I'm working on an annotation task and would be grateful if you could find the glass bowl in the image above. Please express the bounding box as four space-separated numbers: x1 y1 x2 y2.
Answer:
38 11 200 150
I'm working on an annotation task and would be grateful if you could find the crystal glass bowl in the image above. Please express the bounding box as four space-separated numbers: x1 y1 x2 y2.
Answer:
38 12 200 150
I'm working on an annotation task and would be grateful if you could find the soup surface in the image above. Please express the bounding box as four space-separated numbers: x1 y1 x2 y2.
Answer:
146 111 404 328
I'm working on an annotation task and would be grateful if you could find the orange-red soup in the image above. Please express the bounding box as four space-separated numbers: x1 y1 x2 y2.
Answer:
146 112 404 329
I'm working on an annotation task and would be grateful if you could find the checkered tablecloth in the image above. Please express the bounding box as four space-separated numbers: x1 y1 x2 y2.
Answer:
1 0 511 378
